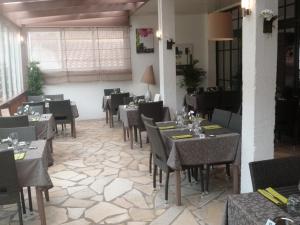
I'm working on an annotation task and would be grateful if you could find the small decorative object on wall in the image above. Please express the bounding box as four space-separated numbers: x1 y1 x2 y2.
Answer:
176 44 193 76
260 9 278 34
166 38 175 50
136 28 154 53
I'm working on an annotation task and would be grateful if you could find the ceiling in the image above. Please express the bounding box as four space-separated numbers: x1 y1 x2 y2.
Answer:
134 0 240 15
0 0 149 27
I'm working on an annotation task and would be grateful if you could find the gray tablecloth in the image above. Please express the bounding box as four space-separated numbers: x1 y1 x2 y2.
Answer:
0 140 53 188
160 126 240 170
222 192 300 225
119 105 171 128
29 114 56 140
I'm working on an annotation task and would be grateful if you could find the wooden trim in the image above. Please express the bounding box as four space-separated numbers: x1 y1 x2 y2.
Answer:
0 91 27 116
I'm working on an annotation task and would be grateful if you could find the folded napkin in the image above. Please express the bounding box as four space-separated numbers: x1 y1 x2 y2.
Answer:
14 152 26 160
171 134 193 140
159 126 176 130
258 189 282 205
202 125 222 130
266 187 288 204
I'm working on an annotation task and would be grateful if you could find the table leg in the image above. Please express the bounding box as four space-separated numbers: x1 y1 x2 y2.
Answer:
36 187 46 225
129 126 133 149
232 165 240 194
105 110 108 124
123 123 126 142
175 170 181 206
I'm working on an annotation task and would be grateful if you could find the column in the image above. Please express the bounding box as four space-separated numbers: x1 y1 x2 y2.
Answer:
158 0 177 114
241 0 278 192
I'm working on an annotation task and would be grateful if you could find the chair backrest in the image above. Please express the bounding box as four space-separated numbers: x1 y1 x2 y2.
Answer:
104 88 120 96
23 101 46 114
141 114 155 126
28 95 44 102
196 92 220 112
249 157 300 191
110 93 129 115
144 122 168 163
0 115 29 128
0 150 20 204
211 108 232 128
228 113 242 133
153 94 161 102
123 96 134 105
44 94 64 101
219 91 241 113
49 100 73 121
0 126 37 142
139 101 163 123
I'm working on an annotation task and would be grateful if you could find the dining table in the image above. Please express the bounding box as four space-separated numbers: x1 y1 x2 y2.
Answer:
119 104 171 149
157 120 240 206
0 140 53 225
222 186 300 225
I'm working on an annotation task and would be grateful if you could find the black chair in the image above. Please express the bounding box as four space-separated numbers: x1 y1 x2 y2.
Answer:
109 93 129 127
49 100 76 137
136 101 163 148
0 150 23 225
228 113 242 133
27 95 43 103
141 114 155 174
219 91 241 113
196 92 220 119
211 108 232 128
0 126 37 214
44 94 64 101
23 101 46 114
0 115 29 128
249 157 300 191
104 88 120 96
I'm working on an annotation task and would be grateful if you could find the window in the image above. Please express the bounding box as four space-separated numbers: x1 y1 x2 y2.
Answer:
27 27 132 84
216 7 242 91
0 20 23 103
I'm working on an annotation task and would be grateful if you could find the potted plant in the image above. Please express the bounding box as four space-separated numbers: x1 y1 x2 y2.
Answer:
27 61 43 95
179 59 206 94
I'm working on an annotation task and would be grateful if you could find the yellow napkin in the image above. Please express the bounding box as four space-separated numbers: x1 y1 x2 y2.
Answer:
171 134 193 140
202 125 222 130
258 189 282 205
266 187 288 204
14 152 26 160
159 126 176 130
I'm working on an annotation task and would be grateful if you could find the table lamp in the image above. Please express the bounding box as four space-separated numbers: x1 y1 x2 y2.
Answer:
141 65 156 101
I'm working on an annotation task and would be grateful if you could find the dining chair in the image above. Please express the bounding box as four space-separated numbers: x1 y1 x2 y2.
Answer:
196 92 220 119
211 108 232 128
49 100 76 137
23 101 46 114
136 101 163 148
0 149 23 225
0 115 29 128
109 93 129 127
249 157 300 191
27 95 43 103
228 113 242 133
141 114 155 174
104 88 120 96
219 91 241 113
0 126 37 214
44 94 64 101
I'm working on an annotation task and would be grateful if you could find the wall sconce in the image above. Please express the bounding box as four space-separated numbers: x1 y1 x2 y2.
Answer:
241 0 251 17
166 39 175 50
156 30 162 40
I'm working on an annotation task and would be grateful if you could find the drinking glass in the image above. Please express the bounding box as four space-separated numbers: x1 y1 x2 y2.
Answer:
9 132 18 150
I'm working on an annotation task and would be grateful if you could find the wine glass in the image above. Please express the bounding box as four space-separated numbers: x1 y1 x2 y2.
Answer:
9 132 18 150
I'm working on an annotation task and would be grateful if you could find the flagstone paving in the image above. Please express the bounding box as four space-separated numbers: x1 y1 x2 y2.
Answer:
0 119 234 225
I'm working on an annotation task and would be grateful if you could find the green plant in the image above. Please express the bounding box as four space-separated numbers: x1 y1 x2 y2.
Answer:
179 59 206 91
27 61 43 95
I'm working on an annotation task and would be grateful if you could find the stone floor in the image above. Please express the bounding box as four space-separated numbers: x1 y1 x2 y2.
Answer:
0 119 235 225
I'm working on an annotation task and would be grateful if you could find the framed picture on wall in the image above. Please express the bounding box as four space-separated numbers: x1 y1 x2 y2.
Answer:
176 44 193 76
136 28 154 54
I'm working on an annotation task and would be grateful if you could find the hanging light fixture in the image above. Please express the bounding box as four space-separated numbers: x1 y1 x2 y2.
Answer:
208 12 233 41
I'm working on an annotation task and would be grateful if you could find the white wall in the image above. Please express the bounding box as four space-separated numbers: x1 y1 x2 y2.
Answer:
44 13 209 120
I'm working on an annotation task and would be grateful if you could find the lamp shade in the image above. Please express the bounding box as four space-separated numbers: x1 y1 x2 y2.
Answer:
208 12 233 41
141 65 156 85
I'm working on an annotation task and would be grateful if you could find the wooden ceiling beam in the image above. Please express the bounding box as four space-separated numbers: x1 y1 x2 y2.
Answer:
0 0 146 12
19 11 128 25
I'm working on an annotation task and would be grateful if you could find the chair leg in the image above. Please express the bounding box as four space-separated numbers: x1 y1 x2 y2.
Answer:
226 164 231 177
139 130 142 148
159 169 162 184
187 169 192 183
134 127 138 142
44 189 50 202
199 166 204 192
71 120 76 138
149 152 152 174
153 165 157 189
27 187 33 212
17 199 23 225
20 189 26 214
205 165 210 192
165 170 170 201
